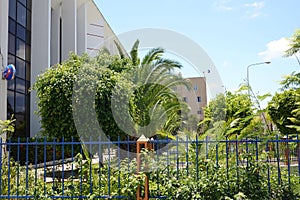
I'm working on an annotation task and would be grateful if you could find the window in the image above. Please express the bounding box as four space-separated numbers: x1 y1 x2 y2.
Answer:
16 78 26 93
194 84 198 90
8 34 16 54
9 0 17 20
7 0 32 137
197 109 202 115
15 92 26 113
17 24 26 41
197 96 201 102
183 97 188 102
7 79 15 91
8 54 16 66
16 38 26 59
17 2 26 27
7 91 15 114
16 57 26 79
15 114 25 137
18 0 26 7
9 18 16 34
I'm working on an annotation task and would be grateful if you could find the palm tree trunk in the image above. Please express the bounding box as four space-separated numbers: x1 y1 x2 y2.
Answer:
294 54 300 67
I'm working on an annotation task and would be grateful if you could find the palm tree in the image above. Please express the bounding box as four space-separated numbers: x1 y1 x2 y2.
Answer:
113 39 190 138
284 29 300 66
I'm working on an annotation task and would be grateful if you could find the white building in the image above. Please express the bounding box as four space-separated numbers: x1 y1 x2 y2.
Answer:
0 0 123 137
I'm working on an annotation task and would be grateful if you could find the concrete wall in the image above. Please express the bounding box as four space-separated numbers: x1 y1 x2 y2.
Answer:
30 0 52 136
0 0 9 120
62 0 77 60
0 0 9 140
77 0 87 55
87 0 126 55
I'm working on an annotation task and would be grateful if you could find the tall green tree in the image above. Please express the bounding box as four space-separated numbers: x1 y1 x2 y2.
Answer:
199 88 255 138
267 72 300 136
114 39 190 138
268 89 299 136
284 29 300 66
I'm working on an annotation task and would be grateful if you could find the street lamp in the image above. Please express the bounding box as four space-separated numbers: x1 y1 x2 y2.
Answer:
247 61 271 96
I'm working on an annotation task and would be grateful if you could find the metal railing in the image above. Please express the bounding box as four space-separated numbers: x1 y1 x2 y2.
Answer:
0 135 299 199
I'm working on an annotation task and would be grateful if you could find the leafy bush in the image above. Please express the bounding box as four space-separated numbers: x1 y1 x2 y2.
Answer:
1 147 299 199
34 52 133 141
0 118 15 137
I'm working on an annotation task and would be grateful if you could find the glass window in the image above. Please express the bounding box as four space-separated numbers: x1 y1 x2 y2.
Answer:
17 2 26 27
194 84 198 90
8 0 31 138
16 78 26 94
15 114 25 137
9 18 16 34
17 23 26 41
8 34 16 54
197 96 201 102
16 58 26 79
7 91 15 114
8 54 16 66
16 38 26 59
197 110 202 115
9 0 17 20
15 93 25 113
183 97 188 102
18 0 27 7
7 79 15 91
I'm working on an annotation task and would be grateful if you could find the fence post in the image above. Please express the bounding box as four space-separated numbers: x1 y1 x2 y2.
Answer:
136 135 151 200
283 135 290 165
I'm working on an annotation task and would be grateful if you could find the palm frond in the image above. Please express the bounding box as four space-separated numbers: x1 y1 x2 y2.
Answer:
130 39 140 65
114 40 125 59
141 48 164 65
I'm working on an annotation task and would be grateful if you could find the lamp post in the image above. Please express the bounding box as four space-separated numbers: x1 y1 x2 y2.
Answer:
247 61 271 96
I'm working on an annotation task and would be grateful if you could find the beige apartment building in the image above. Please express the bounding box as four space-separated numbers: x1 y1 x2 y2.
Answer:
176 76 207 120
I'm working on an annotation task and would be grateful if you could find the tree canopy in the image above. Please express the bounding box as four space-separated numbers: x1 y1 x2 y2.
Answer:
34 43 188 141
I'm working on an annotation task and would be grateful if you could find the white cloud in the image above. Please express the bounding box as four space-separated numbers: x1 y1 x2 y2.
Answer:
259 38 290 60
244 1 265 19
248 12 261 19
245 1 265 9
214 1 266 19
213 0 234 11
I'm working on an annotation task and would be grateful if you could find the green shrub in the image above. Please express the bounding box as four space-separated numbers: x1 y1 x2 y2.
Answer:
1 144 299 199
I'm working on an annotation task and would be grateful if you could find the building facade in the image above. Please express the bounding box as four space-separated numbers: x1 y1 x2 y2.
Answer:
0 0 123 137
176 77 207 120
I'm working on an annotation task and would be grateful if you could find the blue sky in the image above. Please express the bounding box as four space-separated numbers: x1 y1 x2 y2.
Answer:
95 0 300 102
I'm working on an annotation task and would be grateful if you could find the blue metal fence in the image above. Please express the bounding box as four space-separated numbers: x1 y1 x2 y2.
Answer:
0 135 299 199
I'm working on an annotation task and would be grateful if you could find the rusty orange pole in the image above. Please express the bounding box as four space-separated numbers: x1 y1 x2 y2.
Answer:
136 135 150 200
